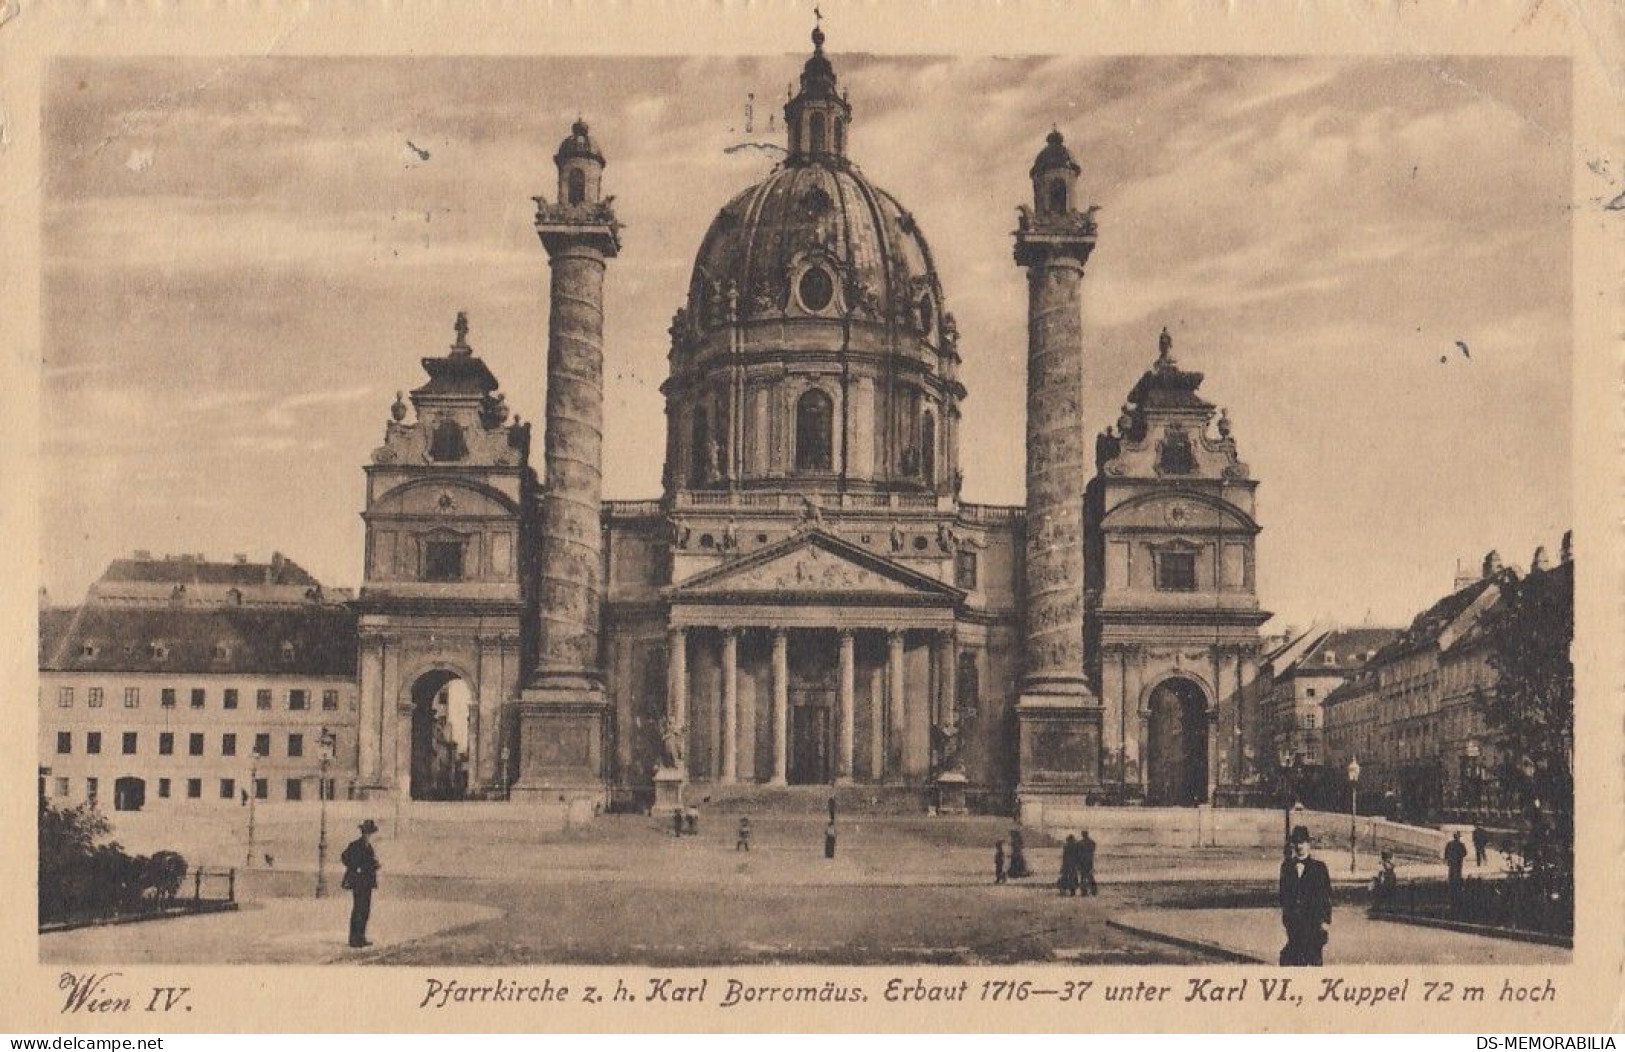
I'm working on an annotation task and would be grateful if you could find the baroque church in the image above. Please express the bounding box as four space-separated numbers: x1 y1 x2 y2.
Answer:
353 29 1271 812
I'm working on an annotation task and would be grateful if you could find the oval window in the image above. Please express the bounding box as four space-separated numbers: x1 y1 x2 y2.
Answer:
798 266 834 312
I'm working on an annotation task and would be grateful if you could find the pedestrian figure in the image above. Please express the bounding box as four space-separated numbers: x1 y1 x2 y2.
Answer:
1058 834 1079 896
993 840 1007 884
736 816 752 852
1371 850 1398 907
1278 825 1331 966
1444 831 1468 912
1078 830 1098 896
672 807 684 837
824 820 837 860
1007 828 1031 879
1471 823 1488 867
340 818 381 949
828 795 838 825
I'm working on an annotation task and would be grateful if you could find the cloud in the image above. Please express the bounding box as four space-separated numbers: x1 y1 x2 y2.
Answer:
263 385 376 429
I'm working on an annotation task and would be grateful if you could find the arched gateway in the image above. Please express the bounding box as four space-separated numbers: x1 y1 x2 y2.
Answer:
1145 677 1209 806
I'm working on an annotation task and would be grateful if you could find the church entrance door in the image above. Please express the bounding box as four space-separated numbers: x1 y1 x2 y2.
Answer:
789 691 832 784
1146 677 1208 806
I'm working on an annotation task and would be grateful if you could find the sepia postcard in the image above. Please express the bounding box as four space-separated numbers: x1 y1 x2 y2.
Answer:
1 0 1621 1034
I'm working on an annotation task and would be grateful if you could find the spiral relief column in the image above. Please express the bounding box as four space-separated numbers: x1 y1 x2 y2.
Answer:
1013 131 1103 796
514 121 621 800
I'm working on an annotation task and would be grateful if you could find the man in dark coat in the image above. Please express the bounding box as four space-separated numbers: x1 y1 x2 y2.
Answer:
1278 825 1332 966
1471 824 1488 867
1058 835 1079 896
1077 830 1098 896
993 840 1006 884
1444 831 1469 912
340 819 381 949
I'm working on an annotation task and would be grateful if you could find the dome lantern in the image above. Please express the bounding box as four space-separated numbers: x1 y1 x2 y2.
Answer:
553 118 605 206
784 23 852 162
1030 129 1081 217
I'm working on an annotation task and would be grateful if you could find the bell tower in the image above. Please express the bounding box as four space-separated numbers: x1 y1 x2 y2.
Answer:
1012 129 1103 798
514 120 621 801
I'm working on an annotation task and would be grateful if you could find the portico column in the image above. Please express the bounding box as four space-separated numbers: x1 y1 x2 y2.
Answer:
770 629 789 785
887 629 906 780
937 629 958 736
667 627 687 773
720 630 739 784
836 629 856 784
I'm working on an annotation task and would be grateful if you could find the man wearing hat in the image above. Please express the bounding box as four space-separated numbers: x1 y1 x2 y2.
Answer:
1278 825 1332 965
340 819 381 948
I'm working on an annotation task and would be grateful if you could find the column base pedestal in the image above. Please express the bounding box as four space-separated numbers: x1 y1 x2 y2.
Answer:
653 767 686 812
934 770 970 815
507 683 610 805
1016 688 1102 797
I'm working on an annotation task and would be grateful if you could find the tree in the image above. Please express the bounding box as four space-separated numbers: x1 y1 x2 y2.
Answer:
1477 557 1573 926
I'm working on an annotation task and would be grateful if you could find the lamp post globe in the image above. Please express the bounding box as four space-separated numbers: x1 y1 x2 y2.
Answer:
1346 756 1361 872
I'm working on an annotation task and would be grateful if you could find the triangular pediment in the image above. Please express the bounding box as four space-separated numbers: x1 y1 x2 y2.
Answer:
670 530 961 601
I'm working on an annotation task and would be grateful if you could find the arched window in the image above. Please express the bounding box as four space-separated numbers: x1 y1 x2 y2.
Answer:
833 117 845 155
567 168 586 205
920 411 936 483
690 407 710 482
809 112 827 155
428 421 468 462
1047 178 1067 213
795 389 834 472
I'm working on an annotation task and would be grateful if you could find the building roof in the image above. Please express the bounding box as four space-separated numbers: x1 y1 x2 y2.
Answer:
1366 574 1502 666
40 603 358 677
1287 626 1400 676
97 552 319 588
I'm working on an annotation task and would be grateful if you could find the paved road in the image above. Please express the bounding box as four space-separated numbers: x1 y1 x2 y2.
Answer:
1111 907 1568 966
38 814 1539 967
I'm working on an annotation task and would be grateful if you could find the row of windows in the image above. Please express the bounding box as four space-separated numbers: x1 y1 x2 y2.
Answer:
54 775 333 803
55 686 341 712
55 730 317 759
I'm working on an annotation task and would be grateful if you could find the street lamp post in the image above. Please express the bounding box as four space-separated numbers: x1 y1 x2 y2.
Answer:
245 749 263 868
1346 756 1362 873
316 727 336 898
1278 747 1298 859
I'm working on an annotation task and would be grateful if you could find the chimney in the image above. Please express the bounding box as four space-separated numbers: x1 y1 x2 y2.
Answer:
1481 550 1502 579
133 550 152 561
1452 559 1477 593
233 553 248 564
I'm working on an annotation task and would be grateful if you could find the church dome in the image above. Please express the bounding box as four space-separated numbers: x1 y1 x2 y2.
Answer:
684 162 943 338
662 27 964 500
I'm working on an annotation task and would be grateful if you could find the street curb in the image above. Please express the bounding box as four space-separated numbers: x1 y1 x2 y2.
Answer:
1366 910 1572 949
39 900 240 935
1104 919 1267 964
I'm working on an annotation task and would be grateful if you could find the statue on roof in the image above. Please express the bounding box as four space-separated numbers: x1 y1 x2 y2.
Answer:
1157 325 1174 366
451 311 472 355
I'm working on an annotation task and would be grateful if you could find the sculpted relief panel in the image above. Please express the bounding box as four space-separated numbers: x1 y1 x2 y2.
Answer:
691 546 917 594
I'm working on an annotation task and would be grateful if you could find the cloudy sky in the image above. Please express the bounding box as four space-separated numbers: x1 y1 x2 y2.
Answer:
41 49 1572 630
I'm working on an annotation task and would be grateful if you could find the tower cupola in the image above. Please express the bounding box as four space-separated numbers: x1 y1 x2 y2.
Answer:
554 118 605 205
784 24 852 162
1031 129 1082 217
